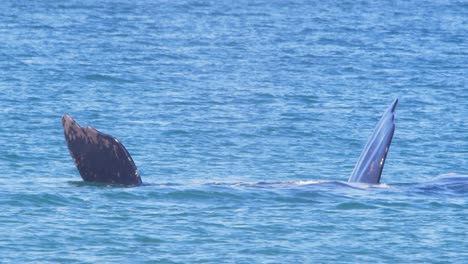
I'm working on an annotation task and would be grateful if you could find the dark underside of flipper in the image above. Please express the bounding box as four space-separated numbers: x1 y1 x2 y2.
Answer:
62 115 142 186
348 99 398 184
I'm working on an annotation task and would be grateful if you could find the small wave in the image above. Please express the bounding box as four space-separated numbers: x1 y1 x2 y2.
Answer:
84 74 132 83
288 180 326 185
336 201 378 210
68 181 138 188
5 192 85 207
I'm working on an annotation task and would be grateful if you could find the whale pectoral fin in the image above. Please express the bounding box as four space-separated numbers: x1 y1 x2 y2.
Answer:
62 115 142 186
348 99 398 184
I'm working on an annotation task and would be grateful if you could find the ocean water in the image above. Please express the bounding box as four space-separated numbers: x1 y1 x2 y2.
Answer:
0 0 467 262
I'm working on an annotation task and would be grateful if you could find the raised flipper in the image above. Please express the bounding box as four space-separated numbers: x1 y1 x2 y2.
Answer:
348 99 398 184
62 115 142 186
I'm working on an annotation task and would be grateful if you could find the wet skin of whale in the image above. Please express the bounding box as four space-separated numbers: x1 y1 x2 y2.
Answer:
348 99 397 184
62 115 141 185
63 99 398 186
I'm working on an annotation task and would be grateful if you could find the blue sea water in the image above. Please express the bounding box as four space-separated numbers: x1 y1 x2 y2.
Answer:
0 0 467 262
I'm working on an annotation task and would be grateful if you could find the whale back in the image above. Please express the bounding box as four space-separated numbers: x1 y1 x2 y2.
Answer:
348 99 398 184
62 115 142 186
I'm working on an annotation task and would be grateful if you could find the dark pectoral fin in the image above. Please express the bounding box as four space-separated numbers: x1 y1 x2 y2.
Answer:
62 115 142 186
348 99 398 184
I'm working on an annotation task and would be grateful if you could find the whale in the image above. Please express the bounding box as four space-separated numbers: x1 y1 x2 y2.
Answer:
62 115 141 185
62 99 397 186
348 98 397 183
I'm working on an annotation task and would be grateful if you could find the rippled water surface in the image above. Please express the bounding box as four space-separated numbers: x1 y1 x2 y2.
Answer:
0 0 466 263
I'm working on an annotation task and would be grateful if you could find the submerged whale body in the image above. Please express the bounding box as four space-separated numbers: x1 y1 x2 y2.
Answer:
62 99 398 186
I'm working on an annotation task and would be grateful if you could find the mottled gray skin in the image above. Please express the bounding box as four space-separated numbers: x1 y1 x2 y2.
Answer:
348 99 398 184
62 115 142 186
